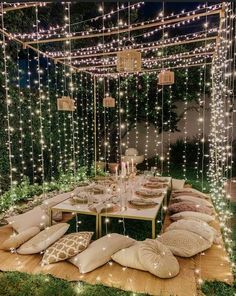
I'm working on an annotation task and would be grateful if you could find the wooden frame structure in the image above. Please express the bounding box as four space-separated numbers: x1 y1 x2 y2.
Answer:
0 3 223 75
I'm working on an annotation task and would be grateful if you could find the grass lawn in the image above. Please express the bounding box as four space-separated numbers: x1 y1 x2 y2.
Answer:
0 165 235 296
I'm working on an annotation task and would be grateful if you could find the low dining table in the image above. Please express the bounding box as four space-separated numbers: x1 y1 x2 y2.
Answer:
50 175 172 239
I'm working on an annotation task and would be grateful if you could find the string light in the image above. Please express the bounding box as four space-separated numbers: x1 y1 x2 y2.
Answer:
54 63 63 171
182 67 189 180
35 6 45 191
26 48 36 182
134 75 139 150
16 44 25 180
167 86 172 176
1 3 14 192
144 74 150 168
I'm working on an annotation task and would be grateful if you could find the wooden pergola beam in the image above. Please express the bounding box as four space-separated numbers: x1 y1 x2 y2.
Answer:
25 9 221 45
3 3 47 12
77 51 214 70
94 61 213 76
56 36 217 61
0 27 89 74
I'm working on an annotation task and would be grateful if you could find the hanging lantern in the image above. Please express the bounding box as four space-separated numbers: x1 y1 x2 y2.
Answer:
103 96 115 108
158 70 175 85
57 96 75 111
117 49 141 73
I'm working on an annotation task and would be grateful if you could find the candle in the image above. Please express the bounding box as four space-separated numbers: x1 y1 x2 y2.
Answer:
131 158 134 173
115 165 118 180
127 161 130 174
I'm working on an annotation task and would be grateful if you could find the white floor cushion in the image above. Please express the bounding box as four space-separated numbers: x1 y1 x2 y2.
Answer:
165 219 215 243
1 227 40 250
157 229 212 257
170 211 215 223
111 242 145 271
69 233 135 273
172 195 213 208
138 239 179 278
17 223 69 254
6 206 49 233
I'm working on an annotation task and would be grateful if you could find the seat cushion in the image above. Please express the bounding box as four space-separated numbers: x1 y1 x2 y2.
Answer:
172 179 185 190
42 232 93 265
173 188 209 199
42 192 72 221
6 206 49 233
17 223 69 254
1 227 40 250
69 233 135 273
138 239 179 278
157 229 212 257
111 242 145 271
168 202 213 215
165 219 215 243
171 195 213 208
170 211 215 223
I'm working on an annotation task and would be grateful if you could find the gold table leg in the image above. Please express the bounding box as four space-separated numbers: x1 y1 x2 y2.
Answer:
98 215 102 238
152 219 156 239
96 214 99 239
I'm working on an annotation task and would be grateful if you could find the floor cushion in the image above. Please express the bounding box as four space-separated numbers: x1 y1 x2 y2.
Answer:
171 195 213 208
168 202 213 215
42 192 72 221
17 223 69 254
138 239 179 278
157 229 212 257
165 219 215 243
1 227 40 250
111 242 145 271
6 206 49 233
170 211 215 223
172 179 185 190
42 232 93 265
173 188 209 199
69 233 135 273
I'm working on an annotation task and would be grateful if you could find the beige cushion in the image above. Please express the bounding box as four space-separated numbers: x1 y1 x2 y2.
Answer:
42 192 72 221
173 188 209 199
170 211 215 223
165 220 215 243
157 230 212 257
172 195 213 208
69 233 135 273
172 179 185 190
17 223 69 254
138 239 179 278
6 206 49 233
111 242 145 271
1 227 40 250
42 232 93 265
168 202 213 215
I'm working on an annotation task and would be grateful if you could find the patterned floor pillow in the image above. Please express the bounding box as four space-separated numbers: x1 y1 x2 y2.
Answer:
42 232 93 265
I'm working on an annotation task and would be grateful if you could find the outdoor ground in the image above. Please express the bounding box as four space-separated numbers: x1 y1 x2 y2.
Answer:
0 165 235 296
